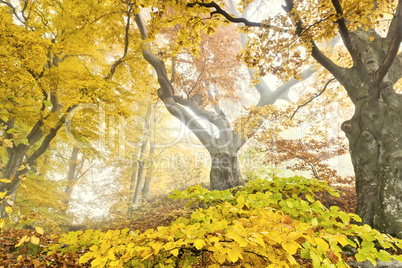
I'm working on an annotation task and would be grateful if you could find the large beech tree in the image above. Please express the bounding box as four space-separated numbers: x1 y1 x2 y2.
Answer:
133 2 324 191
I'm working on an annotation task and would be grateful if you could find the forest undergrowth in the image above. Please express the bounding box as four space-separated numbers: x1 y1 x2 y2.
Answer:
1 177 400 268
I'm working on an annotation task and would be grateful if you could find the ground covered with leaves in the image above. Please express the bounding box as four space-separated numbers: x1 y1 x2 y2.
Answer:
0 177 400 268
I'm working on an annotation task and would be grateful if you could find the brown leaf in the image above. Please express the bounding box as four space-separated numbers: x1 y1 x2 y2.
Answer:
328 249 339 263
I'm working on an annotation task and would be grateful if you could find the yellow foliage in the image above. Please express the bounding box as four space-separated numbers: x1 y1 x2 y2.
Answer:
46 177 402 267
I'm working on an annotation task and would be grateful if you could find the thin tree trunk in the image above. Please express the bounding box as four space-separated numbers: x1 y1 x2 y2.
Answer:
62 146 80 214
131 139 147 211
129 108 151 214
142 138 155 201
127 161 138 216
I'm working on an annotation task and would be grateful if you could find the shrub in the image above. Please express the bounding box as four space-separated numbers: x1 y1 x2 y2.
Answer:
46 176 402 267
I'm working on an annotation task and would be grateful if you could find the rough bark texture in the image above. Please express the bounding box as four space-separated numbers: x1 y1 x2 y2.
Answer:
337 28 402 237
281 0 402 237
342 93 402 237
209 149 240 190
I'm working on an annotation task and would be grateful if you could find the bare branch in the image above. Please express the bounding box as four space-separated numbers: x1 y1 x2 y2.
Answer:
187 2 287 31
258 67 316 107
290 78 337 120
187 45 207 98
0 0 24 23
105 5 132 80
170 57 177 83
173 95 228 131
21 105 77 172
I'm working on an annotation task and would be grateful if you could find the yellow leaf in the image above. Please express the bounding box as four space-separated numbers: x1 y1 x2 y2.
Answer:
282 242 299 255
109 260 120 267
151 242 162 254
311 218 318 227
108 248 116 260
0 219 4 229
369 36 374 41
35 226 44 235
91 257 106 267
236 196 245 205
194 239 206 250
171 248 179 256
227 246 242 262
0 179 12 183
89 245 99 252
314 237 329 251
15 235 29 247
79 253 93 264
5 206 12 214
31 235 40 245
3 139 13 148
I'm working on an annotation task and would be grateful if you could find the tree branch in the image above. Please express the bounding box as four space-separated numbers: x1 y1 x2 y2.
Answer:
134 13 213 150
284 0 348 89
376 0 402 88
0 0 24 23
330 0 359 65
187 2 287 31
105 5 133 80
290 78 337 120
187 45 207 98
21 105 77 174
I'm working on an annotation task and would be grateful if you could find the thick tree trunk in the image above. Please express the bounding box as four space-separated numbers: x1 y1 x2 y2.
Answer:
209 148 240 190
342 93 402 238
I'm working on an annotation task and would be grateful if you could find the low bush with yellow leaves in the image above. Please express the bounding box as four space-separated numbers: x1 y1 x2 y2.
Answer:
46 176 402 267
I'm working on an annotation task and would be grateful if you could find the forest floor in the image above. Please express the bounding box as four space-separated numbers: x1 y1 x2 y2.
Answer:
0 187 397 268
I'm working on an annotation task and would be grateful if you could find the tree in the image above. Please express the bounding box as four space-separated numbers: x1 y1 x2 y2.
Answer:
0 0 149 218
178 0 402 237
133 2 316 191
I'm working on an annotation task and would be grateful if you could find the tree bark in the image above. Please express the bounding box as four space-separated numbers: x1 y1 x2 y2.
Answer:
142 138 155 201
62 146 80 214
209 148 240 190
129 108 150 214
280 0 402 236
342 92 402 238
